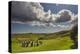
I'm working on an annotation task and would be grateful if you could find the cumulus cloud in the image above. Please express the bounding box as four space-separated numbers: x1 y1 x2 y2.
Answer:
56 9 72 22
11 2 78 28
11 2 55 23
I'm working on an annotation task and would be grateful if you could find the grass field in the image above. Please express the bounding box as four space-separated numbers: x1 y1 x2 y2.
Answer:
11 31 74 53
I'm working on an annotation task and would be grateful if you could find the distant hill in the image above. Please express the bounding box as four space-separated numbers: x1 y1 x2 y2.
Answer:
11 29 73 40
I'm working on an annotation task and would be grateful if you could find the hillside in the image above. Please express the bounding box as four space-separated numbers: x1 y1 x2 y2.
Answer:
11 30 76 53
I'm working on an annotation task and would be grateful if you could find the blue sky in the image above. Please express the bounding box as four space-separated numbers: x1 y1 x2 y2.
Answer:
41 3 78 14
11 2 78 34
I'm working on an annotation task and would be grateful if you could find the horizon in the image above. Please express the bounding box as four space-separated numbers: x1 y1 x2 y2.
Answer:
12 28 70 34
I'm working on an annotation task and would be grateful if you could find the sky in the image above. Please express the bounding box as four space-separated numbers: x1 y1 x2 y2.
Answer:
10 1 78 34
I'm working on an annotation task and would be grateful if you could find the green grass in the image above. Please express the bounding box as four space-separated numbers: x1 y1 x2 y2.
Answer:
11 34 74 53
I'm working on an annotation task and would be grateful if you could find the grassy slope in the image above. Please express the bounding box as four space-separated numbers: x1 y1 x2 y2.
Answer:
11 31 74 53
